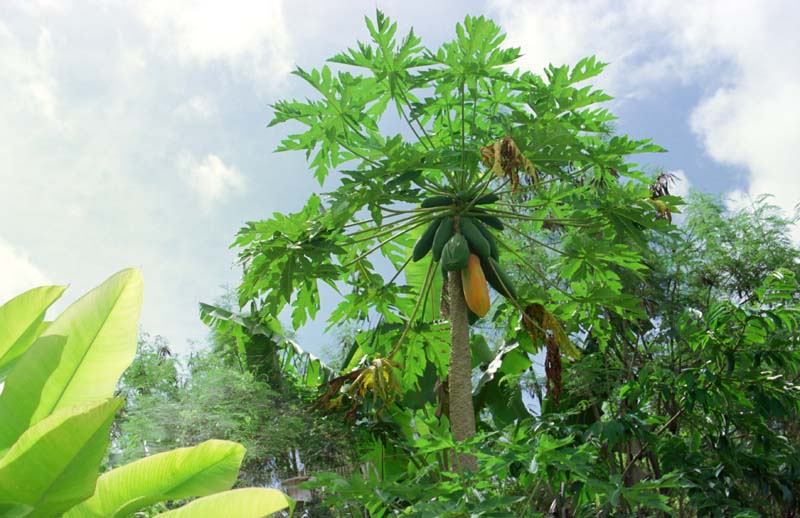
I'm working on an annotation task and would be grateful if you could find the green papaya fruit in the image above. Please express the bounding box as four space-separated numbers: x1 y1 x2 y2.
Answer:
441 233 470 271
474 193 499 205
474 219 499 260
421 195 454 208
412 218 442 262
494 260 517 300
460 217 491 259
481 256 517 300
456 190 474 203
467 308 480 326
470 209 504 231
432 217 454 262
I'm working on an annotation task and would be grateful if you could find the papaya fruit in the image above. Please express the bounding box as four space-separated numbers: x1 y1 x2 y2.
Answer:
441 233 470 271
456 189 474 203
421 195 454 208
431 217 454 262
461 254 491 317
470 210 504 231
460 217 491 259
467 308 480 326
474 193 499 205
482 256 517 300
474 219 499 260
412 218 442 261
458 186 497 204
492 259 517 300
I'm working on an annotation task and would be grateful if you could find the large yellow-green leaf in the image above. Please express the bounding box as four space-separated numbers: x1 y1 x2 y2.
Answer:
0 398 123 517
64 440 246 518
0 269 143 451
154 488 291 518
0 285 66 380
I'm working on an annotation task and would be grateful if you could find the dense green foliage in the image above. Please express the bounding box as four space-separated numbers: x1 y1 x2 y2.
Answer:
215 11 800 517
114 333 358 487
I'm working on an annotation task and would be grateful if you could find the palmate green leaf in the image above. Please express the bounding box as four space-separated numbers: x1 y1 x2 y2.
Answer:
0 284 66 381
342 25 427 79
0 269 143 451
235 195 346 329
430 15 520 85
567 55 608 84
0 398 123 518
154 488 291 518
331 9 429 115
64 440 246 518
273 64 387 185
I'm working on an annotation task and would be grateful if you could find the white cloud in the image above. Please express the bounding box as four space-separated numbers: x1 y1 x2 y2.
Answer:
0 22 59 122
487 0 676 98
175 95 218 120
0 239 49 303
136 0 293 88
667 170 691 199
689 68 800 228
488 0 800 235
0 3 260 354
181 154 246 206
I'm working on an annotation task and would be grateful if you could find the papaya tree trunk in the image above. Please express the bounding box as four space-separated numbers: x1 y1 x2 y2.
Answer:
447 269 478 472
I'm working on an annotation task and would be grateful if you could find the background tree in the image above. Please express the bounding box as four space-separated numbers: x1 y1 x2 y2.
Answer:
113 331 358 488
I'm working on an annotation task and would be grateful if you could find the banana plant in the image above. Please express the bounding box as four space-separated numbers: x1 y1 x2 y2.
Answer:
0 270 290 517
234 11 675 470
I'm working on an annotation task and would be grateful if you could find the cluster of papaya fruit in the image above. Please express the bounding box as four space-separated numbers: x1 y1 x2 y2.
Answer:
412 190 517 319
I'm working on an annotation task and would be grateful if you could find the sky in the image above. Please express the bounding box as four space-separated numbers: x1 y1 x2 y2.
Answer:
1 0 798 358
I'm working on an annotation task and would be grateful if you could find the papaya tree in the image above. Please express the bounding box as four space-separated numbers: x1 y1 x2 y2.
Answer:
234 11 673 471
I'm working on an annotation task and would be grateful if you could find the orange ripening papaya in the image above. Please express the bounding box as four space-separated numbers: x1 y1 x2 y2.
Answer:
461 254 490 318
